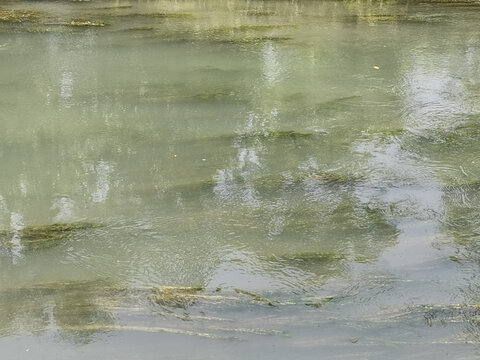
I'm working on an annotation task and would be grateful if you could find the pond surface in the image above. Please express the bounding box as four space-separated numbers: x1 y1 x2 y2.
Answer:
1 0 480 358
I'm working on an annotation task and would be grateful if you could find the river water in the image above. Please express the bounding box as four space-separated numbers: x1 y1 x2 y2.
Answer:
1 0 480 358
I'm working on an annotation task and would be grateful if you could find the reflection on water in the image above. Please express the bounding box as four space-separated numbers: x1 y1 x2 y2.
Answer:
1 0 480 358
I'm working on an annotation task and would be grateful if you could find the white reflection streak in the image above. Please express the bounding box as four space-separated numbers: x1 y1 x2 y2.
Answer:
60 71 74 108
10 212 24 260
52 197 75 222
263 42 281 84
0 195 7 212
401 60 466 130
92 160 113 203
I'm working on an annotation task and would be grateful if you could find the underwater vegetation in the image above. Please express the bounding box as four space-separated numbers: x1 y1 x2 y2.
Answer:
152 286 204 309
350 14 446 23
234 288 275 306
109 12 193 19
48 20 111 27
0 222 101 251
0 8 41 23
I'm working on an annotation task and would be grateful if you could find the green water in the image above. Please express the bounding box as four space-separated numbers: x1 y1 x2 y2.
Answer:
1 0 480 358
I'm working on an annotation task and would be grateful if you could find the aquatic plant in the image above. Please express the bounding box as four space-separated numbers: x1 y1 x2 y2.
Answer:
0 222 101 250
113 13 193 19
234 289 275 306
273 252 346 263
305 296 335 308
0 8 41 23
152 286 204 309
47 20 111 27
216 36 293 44
241 9 277 16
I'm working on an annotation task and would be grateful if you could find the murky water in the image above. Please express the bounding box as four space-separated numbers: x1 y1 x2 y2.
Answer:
1 0 480 358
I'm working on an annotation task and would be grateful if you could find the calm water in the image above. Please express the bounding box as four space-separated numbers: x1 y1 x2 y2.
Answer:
1 0 480 358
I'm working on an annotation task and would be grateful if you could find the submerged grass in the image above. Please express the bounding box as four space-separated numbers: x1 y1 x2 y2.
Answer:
167 170 363 198
45 20 110 27
112 12 193 19
0 222 101 250
152 286 204 309
216 36 293 44
234 289 275 306
0 8 41 23
273 252 346 263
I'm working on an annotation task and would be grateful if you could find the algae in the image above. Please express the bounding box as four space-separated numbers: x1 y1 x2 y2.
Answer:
274 252 346 263
217 36 293 44
152 286 204 309
0 222 101 251
47 20 111 27
313 95 362 111
305 296 335 308
212 24 297 32
242 10 277 16
350 14 444 23
124 26 155 32
0 8 41 23
113 13 193 19
234 289 275 306
0 279 114 343
189 130 317 144
167 170 362 200
94 6 133 10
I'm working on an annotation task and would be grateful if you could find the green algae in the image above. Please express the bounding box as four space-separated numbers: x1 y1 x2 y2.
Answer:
364 127 407 141
113 13 193 19
212 24 297 32
153 286 204 309
354 255 375 263
234 289 275 306
313 95 362 111
46 20 111 27
167 170 362 199
188 130 318 145
0 8 41 23
0 279 114 343
242 10 278 16
305 296 335 308
94 6 133 10
274 252 346 263
124 26 155 32
0 222 101 251
216 36 293 44
422 0 480 5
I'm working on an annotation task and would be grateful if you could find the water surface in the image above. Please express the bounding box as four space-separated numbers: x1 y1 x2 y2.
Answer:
1 0 480 358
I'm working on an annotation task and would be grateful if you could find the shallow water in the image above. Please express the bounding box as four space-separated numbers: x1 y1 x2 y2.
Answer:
1 0 480 358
